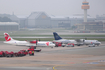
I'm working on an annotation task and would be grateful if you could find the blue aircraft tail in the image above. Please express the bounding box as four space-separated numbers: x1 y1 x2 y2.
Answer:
53 32 62 40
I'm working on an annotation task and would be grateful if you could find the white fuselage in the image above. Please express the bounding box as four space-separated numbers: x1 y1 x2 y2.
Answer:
53 39 81 44
84 40 101 45
4 40 31 46
37 41 55 47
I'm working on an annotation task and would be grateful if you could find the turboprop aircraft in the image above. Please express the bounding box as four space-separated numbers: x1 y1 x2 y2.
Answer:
53 32 101 46
4 33 31 46
4 33 55 47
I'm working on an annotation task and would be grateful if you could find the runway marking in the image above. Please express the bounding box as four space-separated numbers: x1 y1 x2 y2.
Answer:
53 65 69 70
86 60 105 64
53 60 105 70
66 60 105 65
53 65 63 70
53 66 57 70
98 60 105 62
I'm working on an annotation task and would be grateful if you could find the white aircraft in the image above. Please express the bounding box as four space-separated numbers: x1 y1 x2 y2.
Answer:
4 33 31 46
53 32 101 46
4 33 55 47
83 40 101 46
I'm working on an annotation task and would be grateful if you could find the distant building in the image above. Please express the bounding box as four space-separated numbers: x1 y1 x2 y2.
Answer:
95 14 105 31
95 14 105 22
69 14 95 26
50 14 95 28
76 22 103 31
50 16 70 28
0 22 19 31
16 12 95 28
17 16 27 28
27 12 51 28
0 14 19 23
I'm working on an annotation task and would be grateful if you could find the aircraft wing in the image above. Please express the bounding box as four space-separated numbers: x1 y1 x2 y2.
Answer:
75 39 85 42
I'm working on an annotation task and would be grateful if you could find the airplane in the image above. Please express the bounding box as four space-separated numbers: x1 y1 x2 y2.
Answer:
83 40 101 46
4 33 31 46
4 33 55 47
53 32 101 46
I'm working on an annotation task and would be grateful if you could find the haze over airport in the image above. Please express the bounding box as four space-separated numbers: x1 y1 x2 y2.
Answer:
0 0 105 17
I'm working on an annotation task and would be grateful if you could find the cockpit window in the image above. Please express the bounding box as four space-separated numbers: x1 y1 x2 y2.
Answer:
96 40 99 42
50 42 53 44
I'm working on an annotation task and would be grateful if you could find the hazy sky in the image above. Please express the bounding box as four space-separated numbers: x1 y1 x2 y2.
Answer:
0 0 105 17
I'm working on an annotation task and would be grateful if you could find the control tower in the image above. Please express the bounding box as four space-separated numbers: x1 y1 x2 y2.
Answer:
81 0 90 22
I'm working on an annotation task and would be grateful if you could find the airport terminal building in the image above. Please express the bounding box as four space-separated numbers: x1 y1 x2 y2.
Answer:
18 12 95 28
1 12 105 31
75 14 105 31
50 16 71 28
27 12 51 28
76 22 103 31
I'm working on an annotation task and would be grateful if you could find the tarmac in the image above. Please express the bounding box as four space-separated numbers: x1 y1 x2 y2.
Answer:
0 41 105 70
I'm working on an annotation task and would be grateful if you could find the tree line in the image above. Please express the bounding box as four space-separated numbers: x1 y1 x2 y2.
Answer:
0 17 12 22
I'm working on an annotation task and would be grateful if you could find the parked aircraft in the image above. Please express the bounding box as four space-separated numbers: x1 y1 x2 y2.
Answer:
4 33 31 46
53 32 101 46
4 33 55 47
83 40 101 46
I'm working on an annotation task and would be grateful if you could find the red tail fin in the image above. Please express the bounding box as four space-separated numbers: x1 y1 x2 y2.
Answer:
4 33 11 41
46 42 49 46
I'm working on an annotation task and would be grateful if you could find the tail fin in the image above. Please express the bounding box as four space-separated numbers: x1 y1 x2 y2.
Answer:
53 32 62 40
4 33 13 41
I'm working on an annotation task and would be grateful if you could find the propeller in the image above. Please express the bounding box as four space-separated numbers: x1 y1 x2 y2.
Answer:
39 39 40 41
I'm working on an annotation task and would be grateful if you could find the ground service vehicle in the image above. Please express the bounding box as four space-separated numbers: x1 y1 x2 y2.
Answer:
29 51 34 56
0 51 14 57
0 51 5 57
53 42 62 47
5 51 14 57
88 44 95 47
67 43 74 47
0 46 41 58
14 50 28 57
28 46 41 52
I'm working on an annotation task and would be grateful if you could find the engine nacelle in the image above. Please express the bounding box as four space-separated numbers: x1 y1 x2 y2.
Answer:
80 39 85 42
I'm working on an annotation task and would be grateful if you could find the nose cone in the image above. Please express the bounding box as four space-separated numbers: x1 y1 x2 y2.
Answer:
99 42 101 44
96 42 101 45
53 44 55 46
